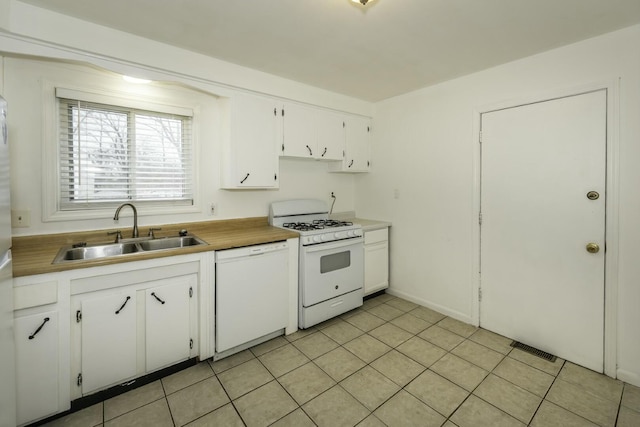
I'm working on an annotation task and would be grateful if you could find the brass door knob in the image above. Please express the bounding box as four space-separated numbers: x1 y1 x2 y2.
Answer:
586 243 600 254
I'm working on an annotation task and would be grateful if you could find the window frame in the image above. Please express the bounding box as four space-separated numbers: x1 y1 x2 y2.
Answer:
42 82 201 222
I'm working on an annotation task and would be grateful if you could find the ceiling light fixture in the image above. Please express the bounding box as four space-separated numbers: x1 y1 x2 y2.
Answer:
351 0 375 5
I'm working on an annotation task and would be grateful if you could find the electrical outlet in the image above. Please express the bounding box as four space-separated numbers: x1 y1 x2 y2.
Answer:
210 203 217 216
11 209 31 228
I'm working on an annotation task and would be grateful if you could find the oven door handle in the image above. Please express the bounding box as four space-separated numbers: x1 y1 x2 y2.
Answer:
303 237 363 253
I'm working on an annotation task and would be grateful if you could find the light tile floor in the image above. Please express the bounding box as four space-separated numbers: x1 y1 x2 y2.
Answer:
44 293 640 427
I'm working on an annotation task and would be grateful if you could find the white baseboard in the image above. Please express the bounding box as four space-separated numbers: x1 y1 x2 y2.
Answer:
617 368 640 387
385 288 476 326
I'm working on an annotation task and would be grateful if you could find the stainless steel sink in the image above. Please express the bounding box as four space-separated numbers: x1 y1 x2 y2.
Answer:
137 236 206 251
53 235 207 264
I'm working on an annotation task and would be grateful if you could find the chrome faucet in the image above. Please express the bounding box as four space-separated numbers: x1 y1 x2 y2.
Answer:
113 203 139 238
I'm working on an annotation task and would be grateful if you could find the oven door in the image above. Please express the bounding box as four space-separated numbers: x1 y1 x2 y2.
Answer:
300 237 364 307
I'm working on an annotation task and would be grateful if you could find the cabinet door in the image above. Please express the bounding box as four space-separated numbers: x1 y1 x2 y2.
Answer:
145 275 194 372
364 229 389 295
231 93 279 188
316 110 345 161
281 103 317 159
81 291 137 394
15 311 59 425
345 117 371 172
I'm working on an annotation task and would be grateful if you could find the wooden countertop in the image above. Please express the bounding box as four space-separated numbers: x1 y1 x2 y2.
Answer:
12 217 299 278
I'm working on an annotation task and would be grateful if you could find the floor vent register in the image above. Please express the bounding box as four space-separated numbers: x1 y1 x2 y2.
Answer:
510 341 557 362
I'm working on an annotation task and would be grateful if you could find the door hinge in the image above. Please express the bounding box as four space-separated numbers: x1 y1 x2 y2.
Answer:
189 287 193 298
76 310 82 323
77 373 82 387
189 338 193 349
478 212 483 225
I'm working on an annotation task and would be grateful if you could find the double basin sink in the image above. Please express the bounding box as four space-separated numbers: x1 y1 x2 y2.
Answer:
53 235 207 264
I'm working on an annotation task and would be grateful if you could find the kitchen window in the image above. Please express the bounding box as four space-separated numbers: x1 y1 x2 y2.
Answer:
56 89 194 210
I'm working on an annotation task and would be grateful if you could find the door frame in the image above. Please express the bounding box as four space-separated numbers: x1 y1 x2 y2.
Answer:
471 80 620 377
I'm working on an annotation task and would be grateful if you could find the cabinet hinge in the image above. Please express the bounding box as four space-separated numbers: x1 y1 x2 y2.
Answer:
367 126 370 132
189 338 193 349
479 212 483 225
281 143 284 152
343 122 345 128
274 173 277 181
479 288 482 302
189 287 193 298
77 373 82 387
76 310 82 323
367 160 370 167
273 108 276 116
479 131 483 144
281 108 285 117
342 150 345 158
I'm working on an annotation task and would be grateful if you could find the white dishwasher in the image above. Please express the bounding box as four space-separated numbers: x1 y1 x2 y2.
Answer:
215 241 289 353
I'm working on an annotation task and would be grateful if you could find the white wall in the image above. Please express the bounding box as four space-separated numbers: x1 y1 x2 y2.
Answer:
2 57 357 235
0 1 372 236
357 25 640 386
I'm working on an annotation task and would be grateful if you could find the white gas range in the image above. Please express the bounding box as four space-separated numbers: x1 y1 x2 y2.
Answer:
269 199 364 328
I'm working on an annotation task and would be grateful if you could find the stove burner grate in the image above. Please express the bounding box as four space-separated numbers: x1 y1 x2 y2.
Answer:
283 222 325 231
312 219 354 228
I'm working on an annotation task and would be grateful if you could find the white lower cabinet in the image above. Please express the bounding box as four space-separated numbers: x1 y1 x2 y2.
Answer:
80 290 137 394
145 277 194 372
364 228 389 295
72 269 198 397
14 309 60 425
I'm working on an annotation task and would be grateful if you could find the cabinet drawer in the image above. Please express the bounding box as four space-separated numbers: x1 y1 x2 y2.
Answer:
364 228 388 245
14 281 58 310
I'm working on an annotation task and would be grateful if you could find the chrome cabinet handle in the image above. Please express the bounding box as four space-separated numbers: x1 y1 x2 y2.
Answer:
240 173 250 184
321 147 327 157
306 145 313 155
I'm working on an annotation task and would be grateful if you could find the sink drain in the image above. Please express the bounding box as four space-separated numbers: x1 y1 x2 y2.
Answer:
510 341 557 362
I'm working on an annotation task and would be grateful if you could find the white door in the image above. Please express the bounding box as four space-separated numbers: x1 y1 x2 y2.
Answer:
480 90 607 372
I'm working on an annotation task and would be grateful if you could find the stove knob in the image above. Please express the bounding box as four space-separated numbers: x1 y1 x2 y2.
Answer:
347 230 355 237
313 235 322 243
321 234 330 241
335 231 346 239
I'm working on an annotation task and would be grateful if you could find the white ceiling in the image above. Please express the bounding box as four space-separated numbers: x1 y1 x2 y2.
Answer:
18 0 640 101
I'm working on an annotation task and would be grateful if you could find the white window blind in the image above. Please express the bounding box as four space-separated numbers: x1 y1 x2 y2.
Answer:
57 97 193 210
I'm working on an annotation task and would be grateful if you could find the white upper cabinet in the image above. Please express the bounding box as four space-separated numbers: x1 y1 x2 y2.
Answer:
329 115 371 173
221 92 279 189
280 103 344 161
316 110 346 161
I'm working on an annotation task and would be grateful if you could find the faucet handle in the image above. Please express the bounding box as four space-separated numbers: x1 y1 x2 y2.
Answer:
148 227 162 238
108 230 123 243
